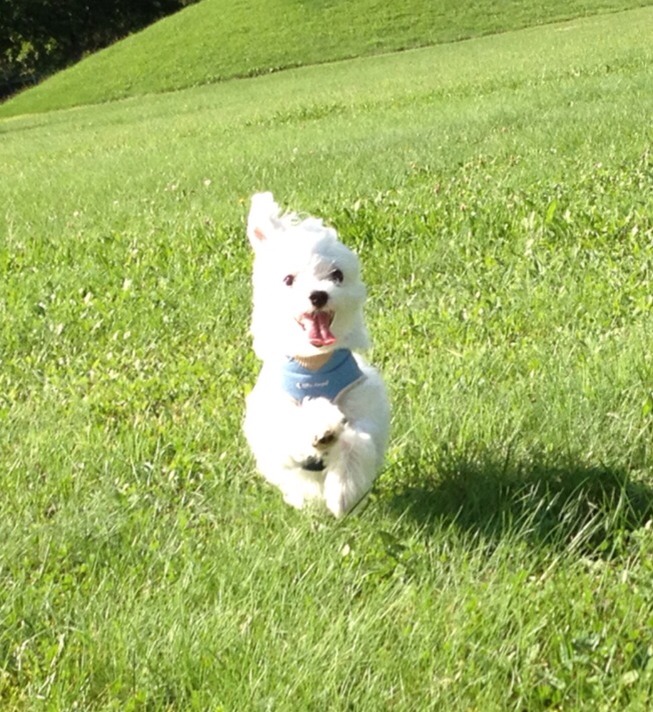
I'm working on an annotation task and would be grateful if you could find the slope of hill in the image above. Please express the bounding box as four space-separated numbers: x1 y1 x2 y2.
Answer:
1 0 651 117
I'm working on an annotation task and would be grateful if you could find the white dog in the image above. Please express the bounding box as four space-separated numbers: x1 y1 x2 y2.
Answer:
244 192 390 517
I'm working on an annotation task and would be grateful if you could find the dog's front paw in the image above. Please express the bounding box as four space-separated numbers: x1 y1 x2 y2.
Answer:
312 419 345 450
302 397 346 450
289 398 346 467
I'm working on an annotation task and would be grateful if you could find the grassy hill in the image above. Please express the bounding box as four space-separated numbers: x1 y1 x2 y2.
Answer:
1 0 652 116
2 2 653 709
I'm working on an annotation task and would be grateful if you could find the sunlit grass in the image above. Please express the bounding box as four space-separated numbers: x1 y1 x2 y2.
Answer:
1 6 653 709
2 0 652 116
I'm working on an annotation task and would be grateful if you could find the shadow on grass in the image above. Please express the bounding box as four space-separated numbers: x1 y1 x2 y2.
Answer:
387 450 653 557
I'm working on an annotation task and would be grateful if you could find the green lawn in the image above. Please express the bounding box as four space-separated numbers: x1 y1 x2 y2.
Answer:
1 0 652 116
2 5 653 709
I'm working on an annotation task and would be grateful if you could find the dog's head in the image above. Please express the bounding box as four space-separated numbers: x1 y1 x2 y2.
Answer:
246 192 369 360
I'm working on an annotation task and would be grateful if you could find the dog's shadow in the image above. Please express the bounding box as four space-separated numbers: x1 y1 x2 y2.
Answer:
385 449 653 557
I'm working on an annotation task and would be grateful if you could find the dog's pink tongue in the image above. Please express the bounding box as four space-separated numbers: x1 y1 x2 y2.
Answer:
307 312 336 347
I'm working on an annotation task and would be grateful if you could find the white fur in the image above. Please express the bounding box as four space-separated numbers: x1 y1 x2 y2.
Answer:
244 192 390 517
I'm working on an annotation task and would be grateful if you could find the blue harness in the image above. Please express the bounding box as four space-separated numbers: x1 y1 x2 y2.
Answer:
278 348 366 403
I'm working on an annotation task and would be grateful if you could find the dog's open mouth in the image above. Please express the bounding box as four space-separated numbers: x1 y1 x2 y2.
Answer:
298 311 336 348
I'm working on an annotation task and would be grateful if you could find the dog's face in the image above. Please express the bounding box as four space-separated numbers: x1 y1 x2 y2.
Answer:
247 193 369 360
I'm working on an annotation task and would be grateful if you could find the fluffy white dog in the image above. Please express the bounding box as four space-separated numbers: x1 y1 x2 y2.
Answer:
244 192 390 517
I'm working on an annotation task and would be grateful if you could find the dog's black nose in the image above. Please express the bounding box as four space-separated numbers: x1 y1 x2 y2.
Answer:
309 291 329 309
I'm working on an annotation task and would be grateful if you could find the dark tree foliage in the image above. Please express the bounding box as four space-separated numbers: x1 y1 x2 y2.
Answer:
0 0 197 99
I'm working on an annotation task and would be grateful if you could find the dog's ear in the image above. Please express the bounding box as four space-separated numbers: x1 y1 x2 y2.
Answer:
247 192 281 249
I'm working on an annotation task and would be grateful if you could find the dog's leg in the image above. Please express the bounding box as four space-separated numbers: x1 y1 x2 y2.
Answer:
323 423 379 517
245 394 347 508
281 486 308 510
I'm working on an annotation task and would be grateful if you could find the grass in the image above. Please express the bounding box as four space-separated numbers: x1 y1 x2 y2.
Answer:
2 4 653 709
1 0 653 116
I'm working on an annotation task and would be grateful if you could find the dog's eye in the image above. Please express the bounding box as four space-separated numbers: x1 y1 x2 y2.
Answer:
329 269 344 283
283 274 295 286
